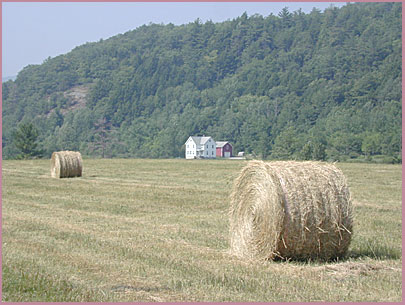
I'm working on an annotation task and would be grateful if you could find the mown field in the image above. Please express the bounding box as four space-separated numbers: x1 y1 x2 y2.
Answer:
2 159 402 302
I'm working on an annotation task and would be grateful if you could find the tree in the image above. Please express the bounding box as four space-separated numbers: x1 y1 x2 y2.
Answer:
271 126 300 159
312 142 327 161
361 132 382 156
13 123 42 159
300 142 313 160
278 7 292 27
299 141 326 161
88 117 123 158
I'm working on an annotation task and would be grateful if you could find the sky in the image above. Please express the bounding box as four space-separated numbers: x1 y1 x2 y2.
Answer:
2 1 347 78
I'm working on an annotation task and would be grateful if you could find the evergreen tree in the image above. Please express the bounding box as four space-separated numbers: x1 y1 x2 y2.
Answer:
13 123 42 159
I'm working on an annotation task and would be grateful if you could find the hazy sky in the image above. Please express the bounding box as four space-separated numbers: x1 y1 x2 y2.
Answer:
2 1 347 77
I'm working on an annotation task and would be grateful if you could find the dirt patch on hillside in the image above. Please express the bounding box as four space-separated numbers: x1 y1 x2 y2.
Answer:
60 85 90 115
44 85 91 118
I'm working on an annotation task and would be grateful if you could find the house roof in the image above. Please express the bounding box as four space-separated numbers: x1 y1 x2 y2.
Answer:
190 136 213 145
216 141 231 148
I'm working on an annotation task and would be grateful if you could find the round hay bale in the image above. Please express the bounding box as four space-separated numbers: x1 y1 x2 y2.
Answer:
230 160 353 261
51 151 83 178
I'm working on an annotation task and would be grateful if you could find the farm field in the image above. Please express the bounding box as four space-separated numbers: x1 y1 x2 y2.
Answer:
2 158 402 302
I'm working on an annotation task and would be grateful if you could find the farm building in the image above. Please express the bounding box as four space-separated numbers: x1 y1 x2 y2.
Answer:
185 136 216 159
216 141 233 158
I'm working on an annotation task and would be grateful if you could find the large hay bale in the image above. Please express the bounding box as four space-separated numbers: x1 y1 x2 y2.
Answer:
51 151 83 178
230 160 353 261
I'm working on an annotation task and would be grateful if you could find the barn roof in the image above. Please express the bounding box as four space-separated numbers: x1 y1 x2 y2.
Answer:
216 141 232 148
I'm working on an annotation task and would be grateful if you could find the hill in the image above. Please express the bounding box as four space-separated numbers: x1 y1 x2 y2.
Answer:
2 76 16 83
2 2 402 161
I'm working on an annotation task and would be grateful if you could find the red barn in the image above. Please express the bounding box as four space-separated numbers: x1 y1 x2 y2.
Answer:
216 141 233 158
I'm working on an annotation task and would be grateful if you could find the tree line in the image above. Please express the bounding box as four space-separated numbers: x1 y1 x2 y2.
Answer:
2 2 402 163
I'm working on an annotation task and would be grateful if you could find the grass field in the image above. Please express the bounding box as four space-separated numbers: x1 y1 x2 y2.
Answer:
2 158 402 302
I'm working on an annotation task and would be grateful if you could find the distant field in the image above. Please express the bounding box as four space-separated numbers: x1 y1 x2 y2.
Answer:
2 159 402 302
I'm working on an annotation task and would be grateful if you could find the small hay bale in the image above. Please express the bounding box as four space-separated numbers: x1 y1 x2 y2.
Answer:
51 151 83 178
230 160 353 261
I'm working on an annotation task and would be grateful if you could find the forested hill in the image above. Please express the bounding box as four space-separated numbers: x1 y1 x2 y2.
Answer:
2 2 402 161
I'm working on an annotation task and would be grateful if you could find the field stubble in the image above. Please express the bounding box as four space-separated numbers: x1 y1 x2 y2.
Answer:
2 159 402 302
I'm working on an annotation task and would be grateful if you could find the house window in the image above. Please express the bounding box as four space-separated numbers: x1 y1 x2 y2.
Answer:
212 151 214 155
212 145 214 148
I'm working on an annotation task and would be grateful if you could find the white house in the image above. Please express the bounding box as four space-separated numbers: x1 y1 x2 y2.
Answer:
185 136 216 159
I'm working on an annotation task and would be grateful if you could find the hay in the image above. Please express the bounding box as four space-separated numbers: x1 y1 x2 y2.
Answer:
230 160 353 261
51 151 83 178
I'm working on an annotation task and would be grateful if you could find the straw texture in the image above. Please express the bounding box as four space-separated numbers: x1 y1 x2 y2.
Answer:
230 160 353 261
51 151 83 178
